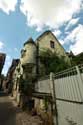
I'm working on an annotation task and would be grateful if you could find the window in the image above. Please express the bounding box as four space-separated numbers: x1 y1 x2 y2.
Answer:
50 41 55 48
21 49 26 58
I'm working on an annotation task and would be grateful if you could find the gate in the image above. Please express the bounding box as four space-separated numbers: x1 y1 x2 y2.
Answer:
54 64 83 125
35 64 83 125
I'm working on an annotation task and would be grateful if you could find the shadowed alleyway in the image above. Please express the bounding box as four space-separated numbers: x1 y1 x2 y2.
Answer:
0 91 43 125
0 91 21 125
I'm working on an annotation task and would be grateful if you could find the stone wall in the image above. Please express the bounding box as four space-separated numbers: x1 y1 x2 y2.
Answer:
33 97 53 125
20 39 37 66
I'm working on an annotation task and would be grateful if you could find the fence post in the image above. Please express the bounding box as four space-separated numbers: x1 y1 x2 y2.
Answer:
50 72 58 125
76 66 83 101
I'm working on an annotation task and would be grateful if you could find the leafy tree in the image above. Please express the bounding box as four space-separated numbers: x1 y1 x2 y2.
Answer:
71 52 83 66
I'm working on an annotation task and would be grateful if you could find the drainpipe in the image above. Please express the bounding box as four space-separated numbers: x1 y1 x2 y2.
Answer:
35 42 39 92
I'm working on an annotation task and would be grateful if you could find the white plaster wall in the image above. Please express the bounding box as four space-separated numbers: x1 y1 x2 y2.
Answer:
37 79 51 94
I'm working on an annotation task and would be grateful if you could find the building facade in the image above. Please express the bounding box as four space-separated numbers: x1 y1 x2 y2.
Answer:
4 59 19 93
9 31 71 124
36 31 70 63
0 53 6 90
0 53 6 75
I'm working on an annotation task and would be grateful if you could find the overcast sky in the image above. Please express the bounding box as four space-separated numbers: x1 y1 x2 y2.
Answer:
0 0 83 75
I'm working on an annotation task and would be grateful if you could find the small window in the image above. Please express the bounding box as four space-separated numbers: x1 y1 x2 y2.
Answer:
21 49 26 58
50 41 55 48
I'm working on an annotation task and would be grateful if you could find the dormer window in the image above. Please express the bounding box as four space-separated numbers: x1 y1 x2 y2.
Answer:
50 41 55 48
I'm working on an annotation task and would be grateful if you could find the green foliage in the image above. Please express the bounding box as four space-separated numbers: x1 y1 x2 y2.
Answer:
43 97 48 111
39 49 70 75
71 53 83 66
19 75 35 95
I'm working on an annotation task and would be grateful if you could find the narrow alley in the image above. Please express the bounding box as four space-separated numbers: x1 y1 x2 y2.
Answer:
0 91 43 125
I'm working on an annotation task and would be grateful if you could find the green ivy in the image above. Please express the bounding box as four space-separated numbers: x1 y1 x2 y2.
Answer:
39 49 70 75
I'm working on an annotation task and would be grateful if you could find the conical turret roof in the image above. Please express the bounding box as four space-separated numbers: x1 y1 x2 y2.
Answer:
24 37 36 46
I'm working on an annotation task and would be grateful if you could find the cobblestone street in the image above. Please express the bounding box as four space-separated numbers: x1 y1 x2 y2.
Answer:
0 92 43 125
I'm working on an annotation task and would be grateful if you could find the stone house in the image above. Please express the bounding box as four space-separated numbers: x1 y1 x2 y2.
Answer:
11 30 70 124
4 59 19 93
36 31 70 61
12 38 37 106
11 30 71 124
36 30 70 76
12 62 22 104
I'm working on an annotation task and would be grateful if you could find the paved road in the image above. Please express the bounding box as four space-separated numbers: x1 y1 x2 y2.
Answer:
0 91 43 125
0 91 21 125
